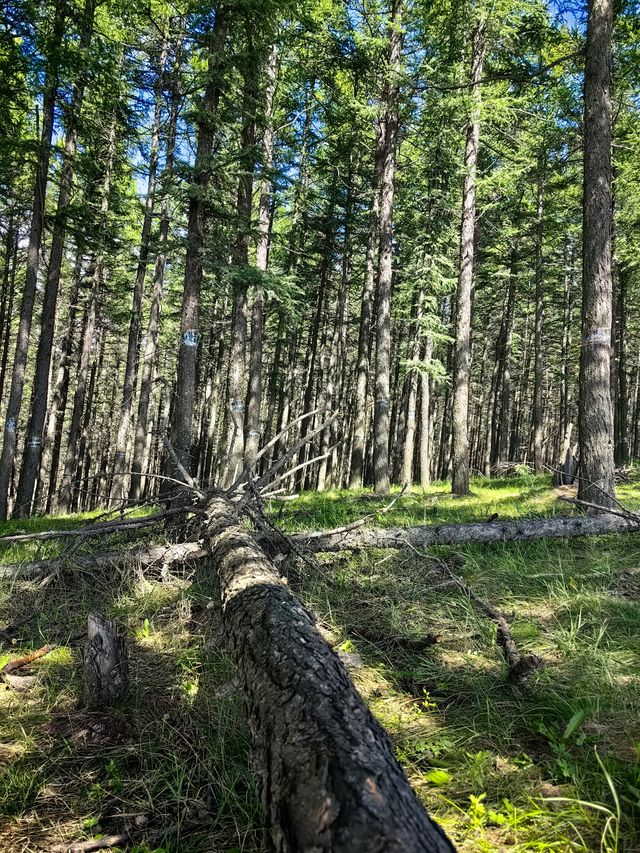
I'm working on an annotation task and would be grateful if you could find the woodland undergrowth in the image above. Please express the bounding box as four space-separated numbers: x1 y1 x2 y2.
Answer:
0 474 639 852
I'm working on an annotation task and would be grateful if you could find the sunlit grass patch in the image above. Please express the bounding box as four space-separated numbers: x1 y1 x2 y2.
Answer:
1 476 639 850
283 475 640 850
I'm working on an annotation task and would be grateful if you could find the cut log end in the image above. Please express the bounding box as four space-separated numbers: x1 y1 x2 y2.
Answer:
83 613 129 709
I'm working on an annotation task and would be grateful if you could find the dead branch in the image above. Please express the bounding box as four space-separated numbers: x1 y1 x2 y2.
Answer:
162 434 205 496
2 644 51 674
236 411 339 506
435 555 542 682
558 494 640 523
265 447 335 489
0 506 197 546
255 408 320 462
50 821 184 853
0 541 207 580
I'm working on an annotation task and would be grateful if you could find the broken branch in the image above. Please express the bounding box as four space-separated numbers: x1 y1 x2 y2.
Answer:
2 644 51 674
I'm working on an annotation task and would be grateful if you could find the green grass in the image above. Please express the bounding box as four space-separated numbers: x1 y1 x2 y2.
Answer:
1 474 639 851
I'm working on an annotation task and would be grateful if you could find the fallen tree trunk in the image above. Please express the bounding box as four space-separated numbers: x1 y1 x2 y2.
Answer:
204 496 454 852
0 541 206 579
289 512 640 553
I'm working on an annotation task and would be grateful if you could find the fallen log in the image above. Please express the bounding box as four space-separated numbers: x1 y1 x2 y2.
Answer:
0 541 207 580
204 496 454 852
289 512 640 553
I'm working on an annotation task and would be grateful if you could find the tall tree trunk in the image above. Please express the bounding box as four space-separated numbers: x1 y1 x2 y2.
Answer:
295 185 336 490
224 31 258 487
129 41 181 502
419 337 433 487
402 287 425 485
451 21 485 495
496 249 518 465
58 114 117 513
245 42 278 471
0 4 65 519
171 9 227 476
578 0 616 508
38 250 83 513
373 0 402 494
111 38 168 505
15 0 97 517
0 223 18 405
614 265 629 466
349 117 384 489
532 171 545 472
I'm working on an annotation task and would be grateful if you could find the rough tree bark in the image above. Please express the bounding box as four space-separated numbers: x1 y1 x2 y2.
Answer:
451 21 485 495
83 613 129 708
205 496 454 853
578 0 616 508
290 512 640 554
373 0 402 494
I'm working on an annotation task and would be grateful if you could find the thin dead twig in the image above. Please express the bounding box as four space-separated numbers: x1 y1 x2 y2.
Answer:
255 408 320 462
301 485 409 541
435 553 542 683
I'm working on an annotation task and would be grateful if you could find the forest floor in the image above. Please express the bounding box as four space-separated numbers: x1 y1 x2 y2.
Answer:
0 474 639 852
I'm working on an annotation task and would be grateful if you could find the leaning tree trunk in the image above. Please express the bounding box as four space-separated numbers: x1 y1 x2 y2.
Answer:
579 0 616 508
373 0 402 494
204 496 454 853
451 21 485 496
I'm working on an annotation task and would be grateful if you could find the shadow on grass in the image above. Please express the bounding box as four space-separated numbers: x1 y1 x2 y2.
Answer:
0 557 262 853
292 542 640 850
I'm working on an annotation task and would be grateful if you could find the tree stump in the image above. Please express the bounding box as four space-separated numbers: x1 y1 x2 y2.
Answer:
84 613 129 708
